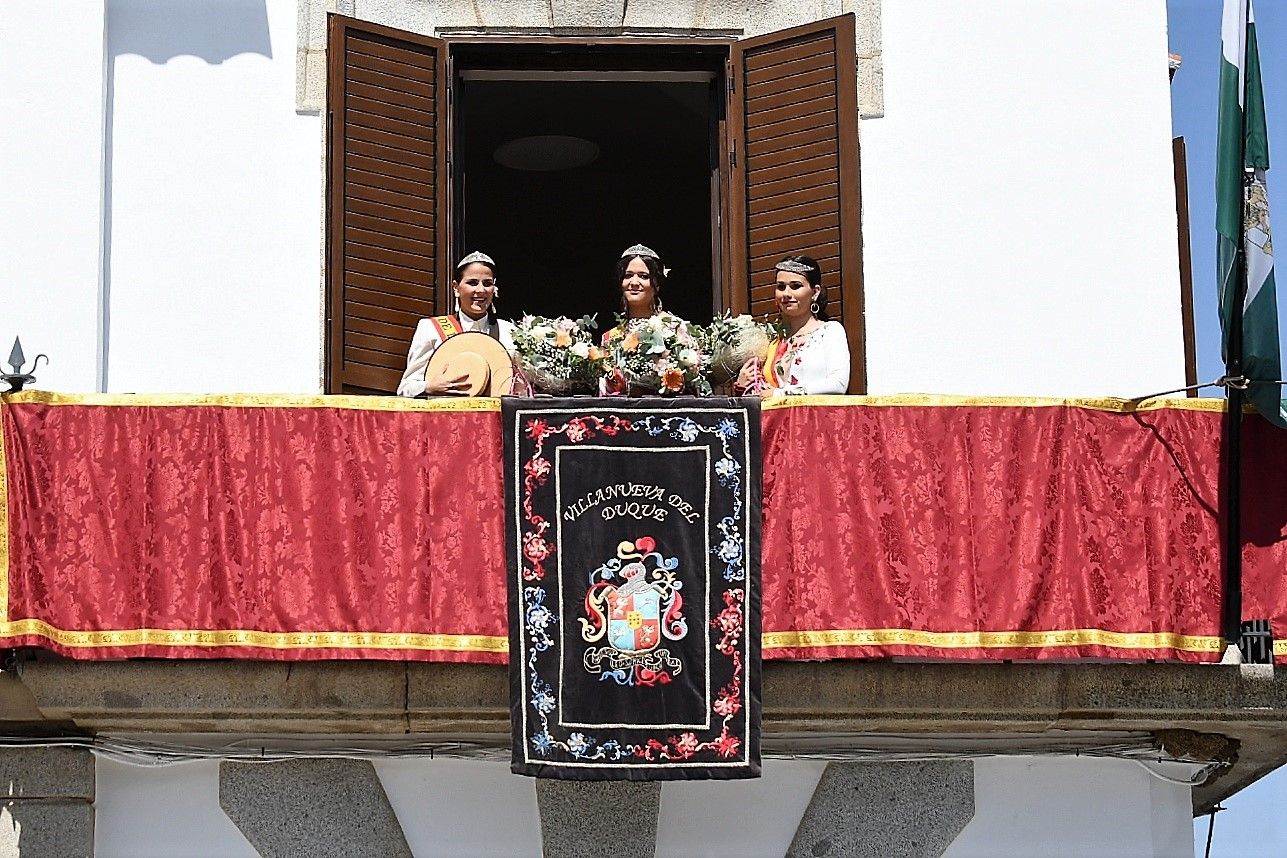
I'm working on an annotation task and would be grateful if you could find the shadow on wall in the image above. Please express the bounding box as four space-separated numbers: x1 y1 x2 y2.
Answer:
108 0 272 64
96 0 273 390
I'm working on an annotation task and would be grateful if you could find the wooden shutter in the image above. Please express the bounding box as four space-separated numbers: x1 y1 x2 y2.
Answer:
728 14 865 393
326 16 447 394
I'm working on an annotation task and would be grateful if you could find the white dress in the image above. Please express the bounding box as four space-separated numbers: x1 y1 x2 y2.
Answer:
396 314 517 398
766 320 850 395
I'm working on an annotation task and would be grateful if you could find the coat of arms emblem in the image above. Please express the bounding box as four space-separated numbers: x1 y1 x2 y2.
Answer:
580 536 687 686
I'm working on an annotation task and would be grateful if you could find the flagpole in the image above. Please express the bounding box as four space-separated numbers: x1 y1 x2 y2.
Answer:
1222 221 1245 650
1221 131 1252 652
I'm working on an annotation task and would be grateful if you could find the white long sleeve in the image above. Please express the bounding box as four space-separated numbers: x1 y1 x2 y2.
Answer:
769 321 851 395
396 319 444 398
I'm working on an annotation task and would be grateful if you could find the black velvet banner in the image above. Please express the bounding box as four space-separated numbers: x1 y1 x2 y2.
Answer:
504 397 762 780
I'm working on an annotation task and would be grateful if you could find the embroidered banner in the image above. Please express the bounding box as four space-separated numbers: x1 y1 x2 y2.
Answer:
504 398 762 780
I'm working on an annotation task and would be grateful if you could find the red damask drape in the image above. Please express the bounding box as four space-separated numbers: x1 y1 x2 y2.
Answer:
2 392 1284 663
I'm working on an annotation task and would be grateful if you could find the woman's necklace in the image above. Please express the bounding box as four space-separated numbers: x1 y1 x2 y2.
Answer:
786 319 822 341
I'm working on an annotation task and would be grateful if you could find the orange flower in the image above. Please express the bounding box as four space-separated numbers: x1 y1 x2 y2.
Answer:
622 332 640 353
588 345 604 362
554 330 572 348
662 368 686 392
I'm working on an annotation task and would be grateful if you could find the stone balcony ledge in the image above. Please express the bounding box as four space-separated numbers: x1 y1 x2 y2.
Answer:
2 655 1284 813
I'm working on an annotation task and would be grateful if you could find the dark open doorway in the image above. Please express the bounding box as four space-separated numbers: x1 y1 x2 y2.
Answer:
455 65 721 330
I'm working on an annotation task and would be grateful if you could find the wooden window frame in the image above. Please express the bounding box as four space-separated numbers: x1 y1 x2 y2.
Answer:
728 15 865 394
325 15 867 395
326 16 448 394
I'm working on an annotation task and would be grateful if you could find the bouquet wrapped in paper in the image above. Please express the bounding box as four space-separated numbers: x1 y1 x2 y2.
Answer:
603 311 712 396
511 314 606 394
697 312 776 385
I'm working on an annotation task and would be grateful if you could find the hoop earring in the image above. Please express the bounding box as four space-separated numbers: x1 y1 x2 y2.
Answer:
810 301 820 316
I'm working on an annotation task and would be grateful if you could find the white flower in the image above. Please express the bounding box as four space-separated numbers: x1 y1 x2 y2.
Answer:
675 419 700 442
678 348 699 368
532 325 554 340
570 342 590 358
567 732 590 757
715 458 739 479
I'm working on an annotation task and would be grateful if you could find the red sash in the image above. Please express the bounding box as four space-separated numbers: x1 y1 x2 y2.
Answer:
429 315 465 341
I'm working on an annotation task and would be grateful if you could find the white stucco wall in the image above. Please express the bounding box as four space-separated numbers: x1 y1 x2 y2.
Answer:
3 0 1184 397
103 0 323 393
860 0 1184 397
94 754 1197 856
945 757 1196 858
0 1 107 392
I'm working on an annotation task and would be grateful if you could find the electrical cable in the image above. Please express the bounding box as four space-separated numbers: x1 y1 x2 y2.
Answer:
0 734 1225 774
1204 804 1224 858
1133 757 1222 786
1128 375 1287 405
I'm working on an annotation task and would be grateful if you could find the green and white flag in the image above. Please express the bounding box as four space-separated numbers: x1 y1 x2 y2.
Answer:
1218 0 1284 426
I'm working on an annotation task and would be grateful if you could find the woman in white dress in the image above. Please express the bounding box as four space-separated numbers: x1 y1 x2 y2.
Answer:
396 251 517 397
733 255 850 396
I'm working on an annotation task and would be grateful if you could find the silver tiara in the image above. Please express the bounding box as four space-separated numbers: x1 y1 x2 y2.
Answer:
775 259 814 275
458 250 495 268
621 244 659 260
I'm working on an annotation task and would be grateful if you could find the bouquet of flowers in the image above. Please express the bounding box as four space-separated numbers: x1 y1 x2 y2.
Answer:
696 312 776 385
604 311 712 396
511 314 606 394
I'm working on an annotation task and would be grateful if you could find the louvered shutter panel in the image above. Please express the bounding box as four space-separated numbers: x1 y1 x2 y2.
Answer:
326 16 446 394
729 15 865 393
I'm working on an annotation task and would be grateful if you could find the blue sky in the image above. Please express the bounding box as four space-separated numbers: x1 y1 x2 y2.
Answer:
1169 2 1287 854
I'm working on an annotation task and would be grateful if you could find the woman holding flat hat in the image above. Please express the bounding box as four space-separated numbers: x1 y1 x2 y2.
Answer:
733 254 850 396
396 251 518 397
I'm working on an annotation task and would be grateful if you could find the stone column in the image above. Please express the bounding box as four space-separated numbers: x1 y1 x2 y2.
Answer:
536 780 661 858
220 759 412 858
0 747 95 858
787 760 975 858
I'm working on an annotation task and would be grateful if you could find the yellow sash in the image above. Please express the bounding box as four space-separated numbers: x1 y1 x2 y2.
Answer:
761 338 788 388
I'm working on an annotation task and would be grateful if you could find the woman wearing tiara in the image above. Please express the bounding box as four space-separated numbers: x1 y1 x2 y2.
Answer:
601 243 669 346
600 243 703 395
733 255 850 396
396 251 517 397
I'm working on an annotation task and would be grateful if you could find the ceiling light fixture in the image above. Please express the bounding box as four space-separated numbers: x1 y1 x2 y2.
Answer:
493 135 600 172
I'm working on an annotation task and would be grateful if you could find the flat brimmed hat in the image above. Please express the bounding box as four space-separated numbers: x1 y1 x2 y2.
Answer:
423 332 515 397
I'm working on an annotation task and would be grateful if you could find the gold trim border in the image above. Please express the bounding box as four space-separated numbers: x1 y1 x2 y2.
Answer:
0 391 501 413
759 393 1228 413
761 627 1225 653
1 390 1229 415
0 619 1226 656
0 619 508 653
